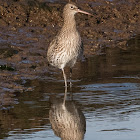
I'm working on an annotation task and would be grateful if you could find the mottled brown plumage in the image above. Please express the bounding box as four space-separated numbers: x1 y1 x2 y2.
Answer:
47 2 91 88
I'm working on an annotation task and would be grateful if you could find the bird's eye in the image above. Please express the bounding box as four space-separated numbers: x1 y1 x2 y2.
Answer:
70 6 74 9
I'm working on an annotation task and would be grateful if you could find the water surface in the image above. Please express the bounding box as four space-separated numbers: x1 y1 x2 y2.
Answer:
0 36 140 140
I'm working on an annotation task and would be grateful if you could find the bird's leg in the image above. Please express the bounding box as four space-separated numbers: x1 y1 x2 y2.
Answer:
63 83 67 106
62 68 67 88
70 68 73 100
62 68 67 105
70 68 73 88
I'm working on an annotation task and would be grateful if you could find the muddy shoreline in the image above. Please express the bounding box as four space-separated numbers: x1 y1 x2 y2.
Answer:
0 0 140 50
0 0 140 107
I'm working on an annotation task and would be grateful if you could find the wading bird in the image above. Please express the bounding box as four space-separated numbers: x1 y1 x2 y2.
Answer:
47 2 91 89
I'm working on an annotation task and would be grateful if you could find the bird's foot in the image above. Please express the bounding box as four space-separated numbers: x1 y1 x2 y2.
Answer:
70 82 73 89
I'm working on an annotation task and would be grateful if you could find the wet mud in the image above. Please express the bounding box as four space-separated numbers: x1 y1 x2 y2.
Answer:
0 0 140 50
0 0 140 108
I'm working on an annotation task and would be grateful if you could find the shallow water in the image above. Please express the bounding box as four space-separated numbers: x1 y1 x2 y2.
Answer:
0 35 140 140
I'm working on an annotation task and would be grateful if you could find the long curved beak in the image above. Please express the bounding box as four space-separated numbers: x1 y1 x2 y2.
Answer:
77 9 92 16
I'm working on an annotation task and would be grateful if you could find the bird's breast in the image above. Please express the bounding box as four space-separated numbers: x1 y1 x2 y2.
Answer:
65 31 81 53
47 30 82 69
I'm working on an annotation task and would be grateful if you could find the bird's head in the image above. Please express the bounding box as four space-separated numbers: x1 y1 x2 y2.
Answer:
63 3 92 17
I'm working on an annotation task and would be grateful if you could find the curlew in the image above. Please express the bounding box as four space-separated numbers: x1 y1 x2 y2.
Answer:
47 2 91 89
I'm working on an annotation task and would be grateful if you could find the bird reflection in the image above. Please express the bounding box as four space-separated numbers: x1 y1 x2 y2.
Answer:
49 92 86 140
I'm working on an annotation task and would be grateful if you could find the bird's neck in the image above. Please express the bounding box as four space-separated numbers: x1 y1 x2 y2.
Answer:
62 15 77 32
